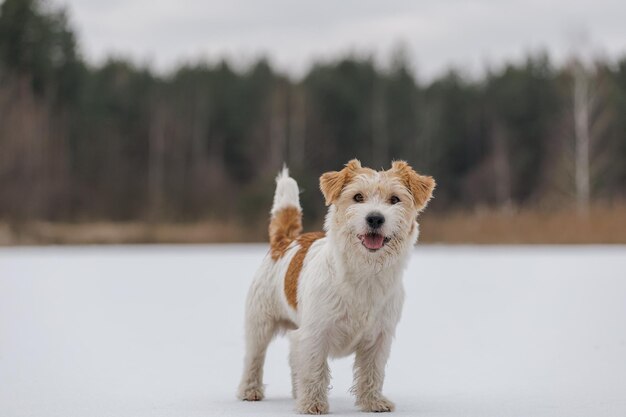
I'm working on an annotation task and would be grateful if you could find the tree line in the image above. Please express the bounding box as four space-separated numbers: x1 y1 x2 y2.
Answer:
1 0 625 230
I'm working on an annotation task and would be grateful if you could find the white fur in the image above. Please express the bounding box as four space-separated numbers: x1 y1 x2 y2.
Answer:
238 167 421 414
271 165 301 215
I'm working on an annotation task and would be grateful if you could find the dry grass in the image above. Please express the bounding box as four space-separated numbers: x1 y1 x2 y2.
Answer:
0 220 263 246
1 204 625 246
419 203 626 244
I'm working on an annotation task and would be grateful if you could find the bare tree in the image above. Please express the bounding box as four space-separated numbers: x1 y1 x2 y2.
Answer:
372 79 389 167
572 59 592 215
269 83 288 170
492 122 512 212
288 85 306 169
148 101 167 220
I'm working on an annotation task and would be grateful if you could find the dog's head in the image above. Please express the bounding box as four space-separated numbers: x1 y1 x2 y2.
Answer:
320 159 435 260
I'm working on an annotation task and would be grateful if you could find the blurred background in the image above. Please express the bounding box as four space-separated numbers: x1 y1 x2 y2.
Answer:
0 0 625 245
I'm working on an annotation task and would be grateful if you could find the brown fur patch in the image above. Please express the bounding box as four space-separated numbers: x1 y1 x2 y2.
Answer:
319 159 371 206
390 160 436 210
269 206 302 261
284 231 325 309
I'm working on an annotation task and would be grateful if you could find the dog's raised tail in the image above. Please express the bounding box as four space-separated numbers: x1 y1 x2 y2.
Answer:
268 166 302 260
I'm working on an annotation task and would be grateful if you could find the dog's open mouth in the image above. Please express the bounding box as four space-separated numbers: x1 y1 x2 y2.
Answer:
358 233 391 251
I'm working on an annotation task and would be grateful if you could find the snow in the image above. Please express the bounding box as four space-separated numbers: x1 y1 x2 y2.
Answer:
1 245 625 417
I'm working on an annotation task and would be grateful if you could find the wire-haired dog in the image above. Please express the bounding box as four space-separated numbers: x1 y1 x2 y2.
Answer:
238 159 435 414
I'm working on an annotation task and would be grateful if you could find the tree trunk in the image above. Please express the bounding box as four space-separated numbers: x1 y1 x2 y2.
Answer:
372 81 388 167
288 86 306 169
573 62 591 216
148 103 166 220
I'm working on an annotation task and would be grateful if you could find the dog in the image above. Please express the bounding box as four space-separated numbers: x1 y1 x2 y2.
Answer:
237 159 435 414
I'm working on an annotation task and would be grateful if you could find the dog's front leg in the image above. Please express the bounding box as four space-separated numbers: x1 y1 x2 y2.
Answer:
294 331 330 414
352 332 395 412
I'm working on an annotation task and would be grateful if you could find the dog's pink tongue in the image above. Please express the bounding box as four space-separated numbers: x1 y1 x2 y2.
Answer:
363 234 385 250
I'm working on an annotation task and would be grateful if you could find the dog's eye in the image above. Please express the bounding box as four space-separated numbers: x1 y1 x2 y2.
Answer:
389 195 400 205
353 193 364 203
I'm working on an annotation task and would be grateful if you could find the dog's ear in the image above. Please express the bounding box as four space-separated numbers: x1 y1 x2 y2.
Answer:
391 160 435 211
320 159 361 206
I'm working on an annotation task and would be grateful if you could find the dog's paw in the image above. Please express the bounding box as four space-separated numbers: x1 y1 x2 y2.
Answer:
358 395 395 413
238 385 264 401
297 398 329 414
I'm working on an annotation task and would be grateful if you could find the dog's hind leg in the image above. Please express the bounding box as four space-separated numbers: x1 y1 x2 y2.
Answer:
237 299 278 401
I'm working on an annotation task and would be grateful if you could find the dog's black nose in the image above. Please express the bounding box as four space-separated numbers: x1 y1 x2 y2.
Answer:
366 212 385 229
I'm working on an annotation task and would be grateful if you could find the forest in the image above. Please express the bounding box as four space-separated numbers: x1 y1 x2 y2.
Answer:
1 0 625 243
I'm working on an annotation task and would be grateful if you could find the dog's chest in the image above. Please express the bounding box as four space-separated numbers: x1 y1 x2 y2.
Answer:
327 283 393 357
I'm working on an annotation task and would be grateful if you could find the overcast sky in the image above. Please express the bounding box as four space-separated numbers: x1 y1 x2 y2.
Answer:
62 0 625 81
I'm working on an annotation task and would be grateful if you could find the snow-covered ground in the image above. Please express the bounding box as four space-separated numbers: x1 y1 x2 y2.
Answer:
1 245 625 417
